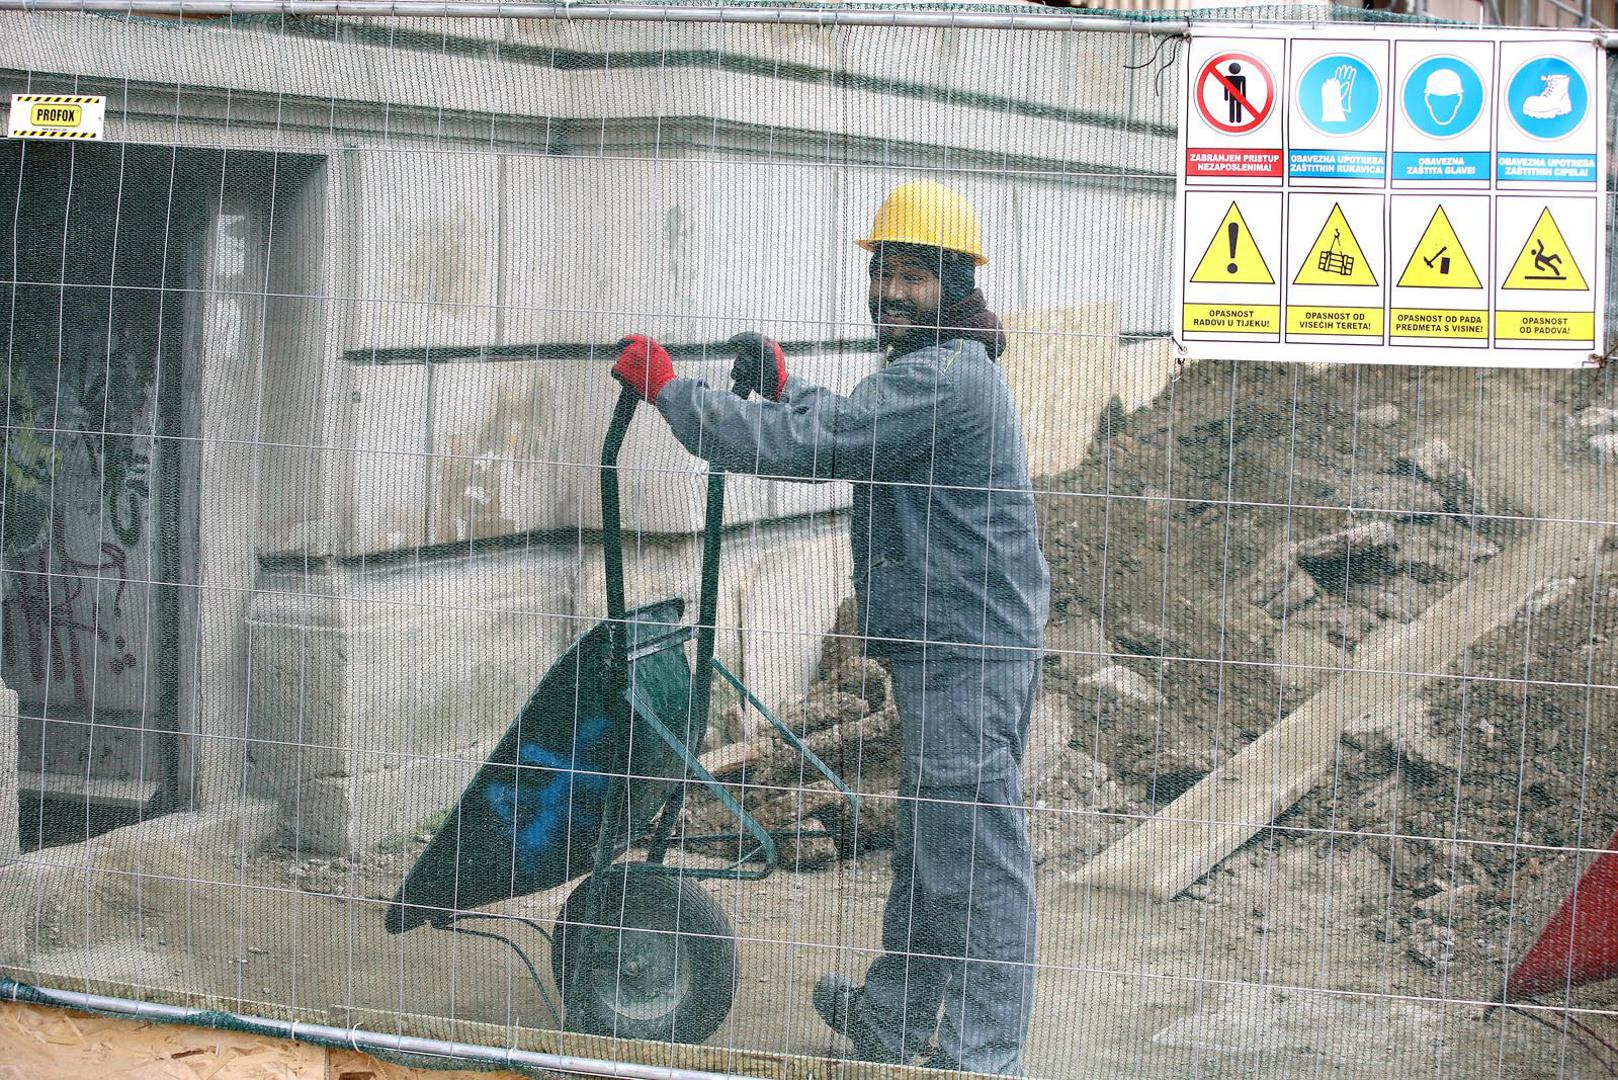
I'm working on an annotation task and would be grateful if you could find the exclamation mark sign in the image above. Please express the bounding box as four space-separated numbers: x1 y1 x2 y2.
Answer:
1227 221 1240 275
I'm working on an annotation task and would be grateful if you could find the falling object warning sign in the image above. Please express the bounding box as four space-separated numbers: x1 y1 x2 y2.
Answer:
1294 203 1378 287
1397 206 1482 289
1501 207 1587 290
1190 203 1274 284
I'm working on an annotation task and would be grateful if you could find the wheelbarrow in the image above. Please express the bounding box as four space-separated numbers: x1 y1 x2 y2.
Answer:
385 367 857 1045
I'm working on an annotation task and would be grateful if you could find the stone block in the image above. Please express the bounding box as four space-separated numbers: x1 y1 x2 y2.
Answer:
425 359 557 543
1071 664 1161 743
247 549 577 853
1044 615 1112 680
343 362 429 555
1395 437 1489 517
0 678 16 963
0 681 15 867
349 151 499 349
1362 402 1401 428
294 754 488 856
1348 474 1447 522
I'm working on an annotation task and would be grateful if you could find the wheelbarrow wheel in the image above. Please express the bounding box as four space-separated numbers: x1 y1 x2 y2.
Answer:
552 867 736 1044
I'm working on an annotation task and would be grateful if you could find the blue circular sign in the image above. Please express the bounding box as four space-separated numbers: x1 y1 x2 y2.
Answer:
1507 55 1588 140
1298 54 1381 137
1402 55 1484 138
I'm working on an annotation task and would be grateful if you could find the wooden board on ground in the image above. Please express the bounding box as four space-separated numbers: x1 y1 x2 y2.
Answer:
1073 520 1603 901
0 997 1005 1080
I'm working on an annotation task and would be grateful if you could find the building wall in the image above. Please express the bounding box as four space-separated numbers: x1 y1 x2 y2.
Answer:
0 9 1178 852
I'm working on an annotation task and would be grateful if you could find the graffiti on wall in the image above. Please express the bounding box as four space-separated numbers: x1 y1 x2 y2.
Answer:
2 289 158 713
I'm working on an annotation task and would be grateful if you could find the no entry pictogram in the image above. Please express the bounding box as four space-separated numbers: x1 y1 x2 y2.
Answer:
1197 52 1276 134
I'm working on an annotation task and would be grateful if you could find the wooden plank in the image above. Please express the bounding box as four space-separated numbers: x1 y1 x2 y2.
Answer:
0 998 1004 1080
1074 521 1601 901
699 739 765 778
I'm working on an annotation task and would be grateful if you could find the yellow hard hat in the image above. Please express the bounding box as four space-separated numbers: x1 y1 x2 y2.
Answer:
857 180 987 266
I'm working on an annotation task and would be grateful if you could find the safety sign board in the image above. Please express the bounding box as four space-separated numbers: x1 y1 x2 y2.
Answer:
1174 24 1607 369
1501 206 1588 291
1181 191 1282 339
1498 41 1599 185
1293 203 1378 287
8 94 104 141
1389 196 1490 345
1286 193 1385 338
1495 196 1597 348
1289 40 1389 182
1184 37 1286 183
1392 42 1493 183
1396 207 1482 289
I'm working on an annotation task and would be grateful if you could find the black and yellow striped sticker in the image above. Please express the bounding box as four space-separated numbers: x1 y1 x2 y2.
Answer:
9 94 104 140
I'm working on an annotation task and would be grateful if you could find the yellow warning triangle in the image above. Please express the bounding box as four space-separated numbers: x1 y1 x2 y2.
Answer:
1502 207 1588 291
1190 202 1273 285
1293 203 1377 287
1396 206 1481 289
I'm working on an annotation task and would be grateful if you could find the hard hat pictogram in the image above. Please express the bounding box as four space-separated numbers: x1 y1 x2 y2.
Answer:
1397 206 1482 289
1401 55 1485 139
1294 203 1377 287
1501 207 1587 291
1189 202 1274 285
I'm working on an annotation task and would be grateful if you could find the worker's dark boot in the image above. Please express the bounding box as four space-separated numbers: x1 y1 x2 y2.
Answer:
813 975 911 1064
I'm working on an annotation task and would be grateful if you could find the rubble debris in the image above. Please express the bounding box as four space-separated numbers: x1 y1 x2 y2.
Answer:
1394 438 1490 518
1044 614 1111 680
1362 403 1401 428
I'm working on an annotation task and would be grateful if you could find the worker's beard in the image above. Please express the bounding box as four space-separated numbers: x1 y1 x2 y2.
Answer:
871 291 1008 360
869 297 938 352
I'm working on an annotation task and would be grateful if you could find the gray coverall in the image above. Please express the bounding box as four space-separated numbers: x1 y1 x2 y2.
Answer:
656 336 1050 1075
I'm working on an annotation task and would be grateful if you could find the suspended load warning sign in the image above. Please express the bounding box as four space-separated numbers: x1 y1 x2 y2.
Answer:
1293 203 1378 287
1173 23 1607 368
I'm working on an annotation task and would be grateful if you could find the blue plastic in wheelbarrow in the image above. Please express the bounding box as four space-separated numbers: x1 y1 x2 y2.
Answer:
384 379 857 1045
383 598 695 935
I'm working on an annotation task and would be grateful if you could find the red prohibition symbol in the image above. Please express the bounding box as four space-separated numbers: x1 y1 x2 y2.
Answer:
1196 52 1276 134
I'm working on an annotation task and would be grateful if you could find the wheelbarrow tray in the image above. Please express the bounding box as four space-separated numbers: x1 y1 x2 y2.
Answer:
385 598 699 934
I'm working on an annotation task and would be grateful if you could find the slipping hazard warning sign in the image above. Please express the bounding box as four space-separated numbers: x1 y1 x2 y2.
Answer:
1293 203 1378 287
1190 202 1274 284
1397 207 1482 289
1502 207 1588 290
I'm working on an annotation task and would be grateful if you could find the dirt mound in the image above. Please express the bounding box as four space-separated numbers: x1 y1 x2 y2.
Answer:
1282 555 1618 1005
1041 361 1525 812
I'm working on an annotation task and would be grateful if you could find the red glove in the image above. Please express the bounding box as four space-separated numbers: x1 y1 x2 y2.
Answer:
612 334 676 403
726 332 788 401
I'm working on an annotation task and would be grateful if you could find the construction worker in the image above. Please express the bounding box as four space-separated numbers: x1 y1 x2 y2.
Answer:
612 180 1049 1076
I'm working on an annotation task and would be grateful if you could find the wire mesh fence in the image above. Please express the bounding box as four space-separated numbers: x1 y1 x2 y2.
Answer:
0 3 1616 1077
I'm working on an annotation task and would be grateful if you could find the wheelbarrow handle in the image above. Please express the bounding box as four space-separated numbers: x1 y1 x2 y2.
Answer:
600 356 756 628
600 382 641 627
